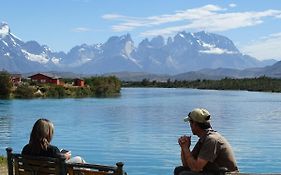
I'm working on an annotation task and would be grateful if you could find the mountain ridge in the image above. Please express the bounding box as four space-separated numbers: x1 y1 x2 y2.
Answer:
0 22 278 75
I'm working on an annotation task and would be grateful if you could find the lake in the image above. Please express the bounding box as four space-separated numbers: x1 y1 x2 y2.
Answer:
1 88 281 174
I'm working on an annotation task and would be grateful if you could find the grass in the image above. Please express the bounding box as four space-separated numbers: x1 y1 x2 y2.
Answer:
0 156 7 175
0 155 6 165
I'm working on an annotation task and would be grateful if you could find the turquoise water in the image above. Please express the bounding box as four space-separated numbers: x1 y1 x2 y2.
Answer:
1 88 281 174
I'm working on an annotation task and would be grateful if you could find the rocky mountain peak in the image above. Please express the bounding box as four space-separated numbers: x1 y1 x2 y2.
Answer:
193 31 239 52
150 35 165 48
103 33 135 57
0 22 10 38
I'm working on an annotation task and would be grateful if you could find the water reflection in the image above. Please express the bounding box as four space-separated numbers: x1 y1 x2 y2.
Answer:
0 100 12 150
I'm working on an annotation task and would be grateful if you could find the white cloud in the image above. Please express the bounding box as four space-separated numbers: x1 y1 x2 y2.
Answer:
72 0 91 3
102 14 126 19
103 4 281 38
72 27 91 32
241 32 281 60
103 5 224 32
139 11 269 37
229 3 237 8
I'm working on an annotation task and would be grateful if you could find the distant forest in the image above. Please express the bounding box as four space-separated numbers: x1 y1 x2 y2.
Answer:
123 76 281 93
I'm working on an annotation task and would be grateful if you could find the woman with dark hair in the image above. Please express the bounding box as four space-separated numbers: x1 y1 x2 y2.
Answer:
22 118 85 163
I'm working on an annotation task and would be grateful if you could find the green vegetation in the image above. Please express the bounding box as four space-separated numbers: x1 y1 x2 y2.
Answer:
123 76 281 93
14 84 36 99
0 71 12 99
86 76 121 97
3 71 280 99
0 155 7 175
46 85 67 98
0 73 121 99
0 156 6 165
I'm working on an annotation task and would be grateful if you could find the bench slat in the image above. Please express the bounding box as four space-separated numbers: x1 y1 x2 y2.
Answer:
73 169 110 175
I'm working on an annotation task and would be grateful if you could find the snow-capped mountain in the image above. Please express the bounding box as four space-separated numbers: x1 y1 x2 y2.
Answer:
132 31 264 74
0 22 61 72
61 43 101 67
80 34 142 74
0 22 275 74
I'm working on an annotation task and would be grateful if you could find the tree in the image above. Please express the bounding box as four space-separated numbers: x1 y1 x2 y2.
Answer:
141 78 150 86
0 71 12 99
85 76 121 97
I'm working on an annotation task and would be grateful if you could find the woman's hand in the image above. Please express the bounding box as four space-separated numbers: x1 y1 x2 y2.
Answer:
62 151 72 160
61 149 71 160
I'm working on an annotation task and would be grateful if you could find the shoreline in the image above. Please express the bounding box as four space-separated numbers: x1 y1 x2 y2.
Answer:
122 76 281 93
0 156 7 175
0 165 7 175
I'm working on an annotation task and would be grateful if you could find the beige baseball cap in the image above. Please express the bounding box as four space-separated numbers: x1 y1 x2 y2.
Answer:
184 108 211 123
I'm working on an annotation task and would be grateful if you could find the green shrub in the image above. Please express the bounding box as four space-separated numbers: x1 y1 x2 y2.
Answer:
86 76 121 97
46 85 66 98
14 84 35 99
0 155 6 165
74 87 92 97
0 71 12 99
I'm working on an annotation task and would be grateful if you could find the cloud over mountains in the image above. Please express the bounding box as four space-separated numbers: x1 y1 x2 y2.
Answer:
103 4 281 37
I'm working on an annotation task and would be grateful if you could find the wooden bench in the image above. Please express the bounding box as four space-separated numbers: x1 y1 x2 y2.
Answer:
6 147 126 175
67 162 125 175
226 173 281 175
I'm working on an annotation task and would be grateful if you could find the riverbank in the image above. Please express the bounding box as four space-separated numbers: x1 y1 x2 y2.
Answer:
123 76 281 93
0 156 7 175
0 71 121 99
0 165 7 175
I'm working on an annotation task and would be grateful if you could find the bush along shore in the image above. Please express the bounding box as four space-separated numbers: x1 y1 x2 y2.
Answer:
123 76 281 93
0 71 121 99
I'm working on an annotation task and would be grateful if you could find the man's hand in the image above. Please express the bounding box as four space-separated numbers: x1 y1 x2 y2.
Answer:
178 135 191 148
178 135 208 172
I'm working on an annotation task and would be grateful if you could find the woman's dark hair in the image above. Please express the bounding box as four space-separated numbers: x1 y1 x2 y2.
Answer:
29 118 54 154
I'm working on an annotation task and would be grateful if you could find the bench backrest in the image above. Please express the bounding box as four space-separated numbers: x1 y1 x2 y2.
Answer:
6 147 66 175
6 147 127 175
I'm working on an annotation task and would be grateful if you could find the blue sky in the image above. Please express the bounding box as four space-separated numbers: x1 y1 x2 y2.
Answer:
1 0 281 60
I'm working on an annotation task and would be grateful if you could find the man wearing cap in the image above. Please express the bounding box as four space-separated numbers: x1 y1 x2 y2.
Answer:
174 108 238 175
